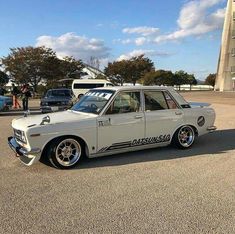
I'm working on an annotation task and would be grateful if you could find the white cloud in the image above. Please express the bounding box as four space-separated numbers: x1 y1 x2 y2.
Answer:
118 0 225 46
135 37 148 46
155 0 225 43
122 39 132 44
36 32 110 62
117 49 173 61
122 26 160 36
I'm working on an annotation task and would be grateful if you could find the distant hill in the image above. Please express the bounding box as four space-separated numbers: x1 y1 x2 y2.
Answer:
196 79 204 85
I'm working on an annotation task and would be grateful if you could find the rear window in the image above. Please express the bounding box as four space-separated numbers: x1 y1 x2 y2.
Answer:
73 83 105 89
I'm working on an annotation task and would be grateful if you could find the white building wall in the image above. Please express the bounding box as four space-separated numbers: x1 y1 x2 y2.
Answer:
215 0 235 91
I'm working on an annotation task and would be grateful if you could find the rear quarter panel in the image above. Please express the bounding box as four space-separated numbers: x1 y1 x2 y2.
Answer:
182 107 216 136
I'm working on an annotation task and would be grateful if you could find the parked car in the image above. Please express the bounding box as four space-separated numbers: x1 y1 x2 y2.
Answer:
8 86 216 169
0 95 12 111
72 79 113 98
40 88 75 113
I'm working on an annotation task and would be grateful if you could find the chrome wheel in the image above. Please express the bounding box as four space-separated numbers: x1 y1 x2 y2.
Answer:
55 139 81 167
178 126 195 148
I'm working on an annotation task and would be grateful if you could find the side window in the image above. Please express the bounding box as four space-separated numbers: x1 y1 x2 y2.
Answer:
144 91 168 111
163 91 178 109
106 91 141 115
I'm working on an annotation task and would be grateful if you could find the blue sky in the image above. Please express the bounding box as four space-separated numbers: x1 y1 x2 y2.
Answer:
0 0 227 80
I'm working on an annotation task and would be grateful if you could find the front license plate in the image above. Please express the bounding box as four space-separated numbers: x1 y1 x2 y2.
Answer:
51 106 59 111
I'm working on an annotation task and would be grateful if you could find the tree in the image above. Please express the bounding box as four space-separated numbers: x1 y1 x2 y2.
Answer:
95 74 107 80
141 70 175 86
187 74 197 90
1 47 83 91
174 70 188 87
141 70 156 85
2 47 57 91
0 70 9 86
205 73 216 87
128 55 154 85
104 60 130 85
105 55 154 85
59 56 83 79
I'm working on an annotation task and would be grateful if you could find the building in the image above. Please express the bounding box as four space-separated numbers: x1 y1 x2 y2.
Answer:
215 0 235 91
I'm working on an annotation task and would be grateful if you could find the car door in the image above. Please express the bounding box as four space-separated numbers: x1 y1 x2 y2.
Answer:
143 90 184 144
96 91 145 153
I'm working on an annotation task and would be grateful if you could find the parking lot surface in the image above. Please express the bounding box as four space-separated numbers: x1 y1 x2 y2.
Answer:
0 92 234 233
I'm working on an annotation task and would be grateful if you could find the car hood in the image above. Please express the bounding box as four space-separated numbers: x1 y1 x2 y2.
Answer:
12 110 96 130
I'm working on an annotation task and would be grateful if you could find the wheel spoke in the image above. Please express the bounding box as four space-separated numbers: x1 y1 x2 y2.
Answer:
55 139 82 167
178 126 195 147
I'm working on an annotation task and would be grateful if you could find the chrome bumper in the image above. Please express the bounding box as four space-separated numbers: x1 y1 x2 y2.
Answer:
40 105 70 113
207 126 217 132
8 137 41 165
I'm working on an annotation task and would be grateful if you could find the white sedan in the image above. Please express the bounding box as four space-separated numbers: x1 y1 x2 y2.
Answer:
8 86 216 169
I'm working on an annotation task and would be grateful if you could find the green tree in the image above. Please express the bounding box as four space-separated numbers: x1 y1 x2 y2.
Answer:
0 70 9 86
2 47 57 91
1 47 83 91
95 74 107 80
104 60 130 85
205 73 216 87
187 74 197 90
105 55 154 85
141 70 156 85
128 55 154 85
141 70 175 86
174 70 188 87
59 56 83 79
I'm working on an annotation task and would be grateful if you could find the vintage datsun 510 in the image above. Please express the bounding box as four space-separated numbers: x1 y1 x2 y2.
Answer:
8 86 216 169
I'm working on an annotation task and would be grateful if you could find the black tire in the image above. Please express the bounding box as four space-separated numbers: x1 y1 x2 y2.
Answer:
46 137 84 169
172 125 195 149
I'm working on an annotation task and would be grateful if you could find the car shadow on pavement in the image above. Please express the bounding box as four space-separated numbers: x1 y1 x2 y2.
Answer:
73 129 235 170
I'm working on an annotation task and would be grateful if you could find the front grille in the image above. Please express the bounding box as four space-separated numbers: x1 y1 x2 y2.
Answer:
48 101 62 106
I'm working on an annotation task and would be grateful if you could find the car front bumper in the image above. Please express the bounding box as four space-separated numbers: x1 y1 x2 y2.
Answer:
40 105 70 113
8 137 41 166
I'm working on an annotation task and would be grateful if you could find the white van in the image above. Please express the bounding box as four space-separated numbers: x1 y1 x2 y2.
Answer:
72 79 114 98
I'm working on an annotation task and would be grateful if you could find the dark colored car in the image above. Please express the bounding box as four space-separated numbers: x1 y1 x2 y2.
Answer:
40 88 75 113
0 95 13 111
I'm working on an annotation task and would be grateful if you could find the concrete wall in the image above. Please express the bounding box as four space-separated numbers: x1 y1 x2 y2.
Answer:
215 0 235 91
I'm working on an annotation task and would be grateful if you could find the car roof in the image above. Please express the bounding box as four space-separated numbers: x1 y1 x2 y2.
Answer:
94 85 174 92
47 88 72 91
93 86 189 106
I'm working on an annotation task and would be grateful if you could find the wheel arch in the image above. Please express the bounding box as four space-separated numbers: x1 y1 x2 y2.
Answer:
41 134 89 160
171 124 198 142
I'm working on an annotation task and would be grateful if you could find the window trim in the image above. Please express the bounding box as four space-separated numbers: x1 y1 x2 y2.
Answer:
143 89 180 112
103 90 143 115
162 90 180 110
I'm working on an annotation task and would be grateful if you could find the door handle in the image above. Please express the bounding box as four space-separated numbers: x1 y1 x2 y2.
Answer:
175 111 183 115
134 115 143 119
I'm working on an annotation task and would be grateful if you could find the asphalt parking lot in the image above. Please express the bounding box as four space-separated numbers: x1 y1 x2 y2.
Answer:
0 92 234 233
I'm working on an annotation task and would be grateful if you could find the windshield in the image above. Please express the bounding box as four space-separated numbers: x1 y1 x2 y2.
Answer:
71 90 114 114
46 89 72 97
